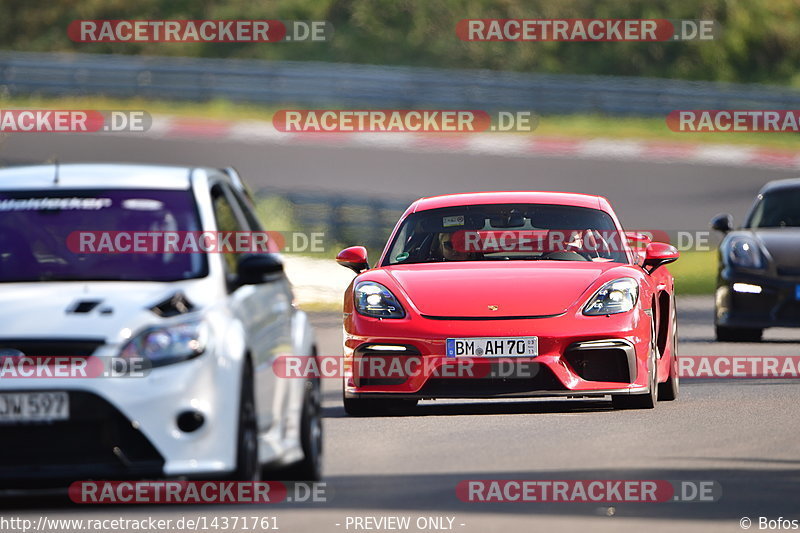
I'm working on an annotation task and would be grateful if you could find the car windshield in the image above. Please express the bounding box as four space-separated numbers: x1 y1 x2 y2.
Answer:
746 188 800 229
384 203 629 265
0 189 207 282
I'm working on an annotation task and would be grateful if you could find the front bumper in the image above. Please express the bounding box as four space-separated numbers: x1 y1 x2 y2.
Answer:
716 272 800 329
343 309 651 400
0 391 164 489
0 351 241 489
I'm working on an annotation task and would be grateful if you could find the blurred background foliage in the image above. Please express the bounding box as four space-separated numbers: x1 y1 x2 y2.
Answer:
0 0 798 86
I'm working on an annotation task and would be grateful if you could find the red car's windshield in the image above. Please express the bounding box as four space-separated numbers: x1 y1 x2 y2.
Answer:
383 203 629 266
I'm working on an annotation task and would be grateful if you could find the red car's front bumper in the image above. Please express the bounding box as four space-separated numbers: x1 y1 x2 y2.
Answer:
343 307 654 400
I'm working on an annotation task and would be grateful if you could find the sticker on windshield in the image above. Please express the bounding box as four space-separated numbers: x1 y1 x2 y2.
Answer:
395 252 410 262
0 197 112 211
122 199 164 211
443 215 465 227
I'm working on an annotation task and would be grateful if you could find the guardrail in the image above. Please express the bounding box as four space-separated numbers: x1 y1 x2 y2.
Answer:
258 188 411 252
2 51 800 115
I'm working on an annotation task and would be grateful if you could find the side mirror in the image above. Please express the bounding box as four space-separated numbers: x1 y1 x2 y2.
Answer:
236 253 284 285
710 213 733 233
336 246 369 273
643 242 679 272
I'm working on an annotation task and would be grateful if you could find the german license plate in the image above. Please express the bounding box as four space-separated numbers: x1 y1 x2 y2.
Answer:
796 284 800 300
446 337 538 358
0 392 69 422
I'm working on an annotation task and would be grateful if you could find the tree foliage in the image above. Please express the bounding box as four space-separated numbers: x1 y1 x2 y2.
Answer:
1 0 798 86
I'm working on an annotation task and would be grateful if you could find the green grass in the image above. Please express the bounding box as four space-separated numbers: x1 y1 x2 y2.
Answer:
2 95 799 150
536 114 800 149
670 249 718 295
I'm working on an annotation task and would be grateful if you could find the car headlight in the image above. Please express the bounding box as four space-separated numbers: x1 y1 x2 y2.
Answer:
355 281 406 318
120 320 208 367
583 278 639 316
726 236 764 269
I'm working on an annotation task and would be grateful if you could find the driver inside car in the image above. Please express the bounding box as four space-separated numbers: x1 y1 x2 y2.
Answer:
436 231 485 261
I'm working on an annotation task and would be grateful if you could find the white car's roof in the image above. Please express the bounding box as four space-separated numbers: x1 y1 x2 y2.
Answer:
0 164 198 190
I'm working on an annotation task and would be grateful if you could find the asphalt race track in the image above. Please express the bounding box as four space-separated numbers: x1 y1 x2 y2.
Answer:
6 297 800 532
3 133 800 531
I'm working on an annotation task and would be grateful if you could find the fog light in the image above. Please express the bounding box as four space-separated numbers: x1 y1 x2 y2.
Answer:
177 410 205 433
732 283 762 294
366 345 408 352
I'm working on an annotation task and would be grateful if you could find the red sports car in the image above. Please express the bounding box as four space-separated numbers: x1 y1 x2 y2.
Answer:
336 192 680 415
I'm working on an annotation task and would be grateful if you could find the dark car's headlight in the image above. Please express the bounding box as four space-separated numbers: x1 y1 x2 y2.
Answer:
583 278 639 316
355 281 406 318
725 236 765 269
120 320 208 367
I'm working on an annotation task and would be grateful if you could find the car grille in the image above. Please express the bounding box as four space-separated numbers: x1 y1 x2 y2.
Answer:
0 338 105 357
777 266 800 277
777 301 800 323
563 343 633 383
0 391 164 488
416 364 566 397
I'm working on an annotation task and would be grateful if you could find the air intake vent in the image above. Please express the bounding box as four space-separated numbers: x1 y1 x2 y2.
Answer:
66 300 102 314
150 292 195 318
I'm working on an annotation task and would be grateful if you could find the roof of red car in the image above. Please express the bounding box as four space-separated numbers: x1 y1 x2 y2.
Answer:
411 191 610 212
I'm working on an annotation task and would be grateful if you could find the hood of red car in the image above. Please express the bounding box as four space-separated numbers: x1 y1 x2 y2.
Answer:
384 261 624 318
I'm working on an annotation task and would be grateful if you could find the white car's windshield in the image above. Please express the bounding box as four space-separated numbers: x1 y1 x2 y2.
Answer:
0 189 207 282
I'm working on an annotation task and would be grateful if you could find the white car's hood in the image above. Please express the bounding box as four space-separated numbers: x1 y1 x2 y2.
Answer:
0 280 217 343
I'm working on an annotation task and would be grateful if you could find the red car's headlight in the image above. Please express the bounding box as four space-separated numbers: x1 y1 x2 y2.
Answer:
355 281 406 319
583 277 639 316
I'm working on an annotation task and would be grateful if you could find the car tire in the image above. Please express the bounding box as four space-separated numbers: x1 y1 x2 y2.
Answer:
275 377 323 481
658 302 679 401
613 318 658 410
343 396 418 417
230 359 260 481
715 325 763 342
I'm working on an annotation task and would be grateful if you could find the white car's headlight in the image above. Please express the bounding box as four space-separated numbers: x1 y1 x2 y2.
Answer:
583 278 639 316
355 281 406 318
726 236 764 269
120 320 208 367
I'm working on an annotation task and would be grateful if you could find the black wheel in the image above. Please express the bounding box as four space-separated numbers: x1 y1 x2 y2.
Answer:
230 359 260 481
277 377 323 481
659 302 679 401
715 325 762 342
613 318 658 410
343 395 417 417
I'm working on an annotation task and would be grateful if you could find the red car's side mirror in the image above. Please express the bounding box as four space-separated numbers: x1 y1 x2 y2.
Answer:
336 246 370 273
643 242 679 272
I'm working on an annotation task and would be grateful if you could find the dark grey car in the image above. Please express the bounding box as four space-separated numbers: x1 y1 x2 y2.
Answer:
711 178 800 342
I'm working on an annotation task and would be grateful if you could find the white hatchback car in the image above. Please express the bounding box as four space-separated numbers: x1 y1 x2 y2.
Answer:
0 163 322 489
